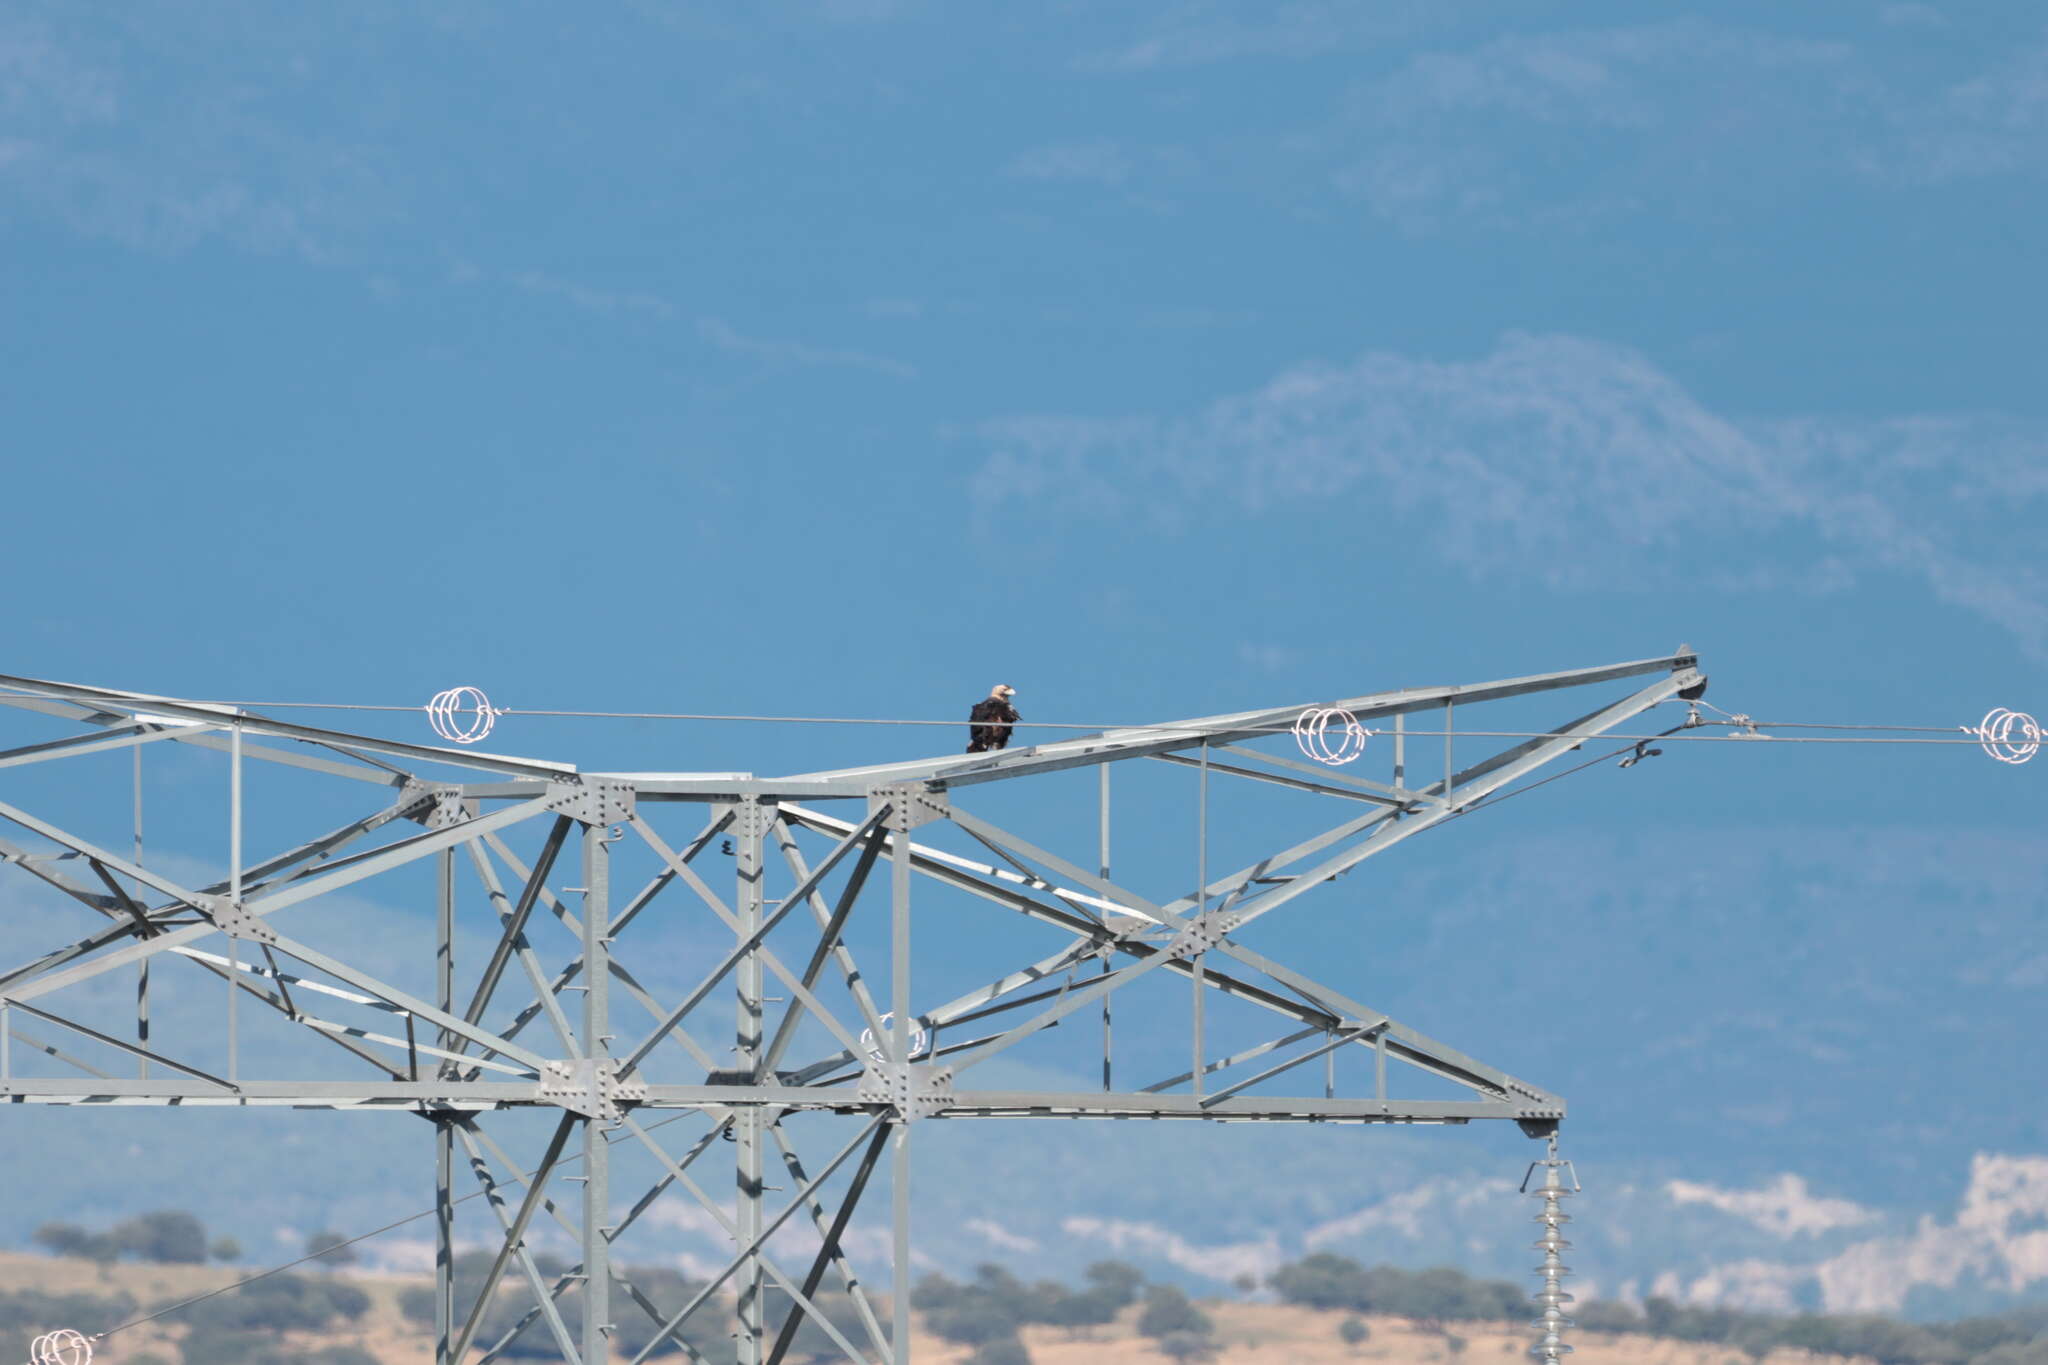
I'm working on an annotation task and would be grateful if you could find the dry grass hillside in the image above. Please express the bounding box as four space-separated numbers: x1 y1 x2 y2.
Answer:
940 1302 1871 1365
0 1250 1877 1365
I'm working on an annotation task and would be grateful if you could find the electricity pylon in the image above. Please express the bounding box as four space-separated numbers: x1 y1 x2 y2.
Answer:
0 650 1703 1363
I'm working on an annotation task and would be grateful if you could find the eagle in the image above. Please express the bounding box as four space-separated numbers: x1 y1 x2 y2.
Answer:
966 684 1020 753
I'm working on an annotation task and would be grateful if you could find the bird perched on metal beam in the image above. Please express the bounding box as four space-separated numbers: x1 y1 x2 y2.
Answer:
966 684 1020 753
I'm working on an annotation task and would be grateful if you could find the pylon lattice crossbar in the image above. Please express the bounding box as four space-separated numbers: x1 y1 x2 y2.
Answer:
0 651 1705 1363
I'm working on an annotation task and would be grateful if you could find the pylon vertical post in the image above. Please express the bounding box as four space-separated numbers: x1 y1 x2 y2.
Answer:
736 800 768 1363
891 812 912 1365
583 819 613 1364
434 842 456 1365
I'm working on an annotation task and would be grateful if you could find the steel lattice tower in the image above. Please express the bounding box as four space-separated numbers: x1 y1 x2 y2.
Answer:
0 650 1704 1363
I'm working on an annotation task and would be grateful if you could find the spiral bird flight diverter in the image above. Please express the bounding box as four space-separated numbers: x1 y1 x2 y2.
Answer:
1972 707 2042 765
424 685 500 744
1522 1137 1580 1362
1293 705 1370 766
29 1330 93 1365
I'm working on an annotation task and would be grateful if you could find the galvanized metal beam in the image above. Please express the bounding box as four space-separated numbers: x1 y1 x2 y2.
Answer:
0 653 1708 1364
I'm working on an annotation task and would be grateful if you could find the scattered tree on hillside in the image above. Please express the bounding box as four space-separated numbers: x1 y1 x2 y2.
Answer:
967 1339 1033 1365
1084 1260 1145 1308
1155 1329 1219 1362
1266 1253 1525 1323
1039 1284 1122 1334
1574 1300 1643 1333
1137 1285 1212 1341
24 1243 2048 1365
919 1260 1136 1359
32 1223 104 1260
926 1293 1022 1347
116 1211 208 1265
33 1211 217 1267
1031 1259 1143 1333
1971 1347 2048 1365
1268 1252 1367 1311
1569 1291 2020 1364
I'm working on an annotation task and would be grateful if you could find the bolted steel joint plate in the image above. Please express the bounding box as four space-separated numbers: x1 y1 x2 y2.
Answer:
869 783 948 832
1166 913 1227 961
209 898 277 946
398 781 466 829
733 798 774 840
538 1058 648 1121
858 1062 955 1119
544 779 636 827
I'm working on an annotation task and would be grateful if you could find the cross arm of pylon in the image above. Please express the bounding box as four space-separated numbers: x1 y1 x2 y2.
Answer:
781 649 1699 788
0 670 575 781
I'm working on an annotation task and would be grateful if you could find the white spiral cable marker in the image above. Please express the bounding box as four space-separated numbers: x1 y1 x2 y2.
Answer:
1971 707 2041 765
1293 707 1370 767
31 1330 93 1365
425 686 499 745
859 1013 929 1065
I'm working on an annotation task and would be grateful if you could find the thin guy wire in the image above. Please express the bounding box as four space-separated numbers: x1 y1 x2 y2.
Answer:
9 690 2009 746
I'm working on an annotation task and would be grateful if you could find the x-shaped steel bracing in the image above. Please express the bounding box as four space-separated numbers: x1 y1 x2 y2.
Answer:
0 651 1704 1362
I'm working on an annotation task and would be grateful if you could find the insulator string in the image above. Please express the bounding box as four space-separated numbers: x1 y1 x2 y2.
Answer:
1524 1139 1580 1363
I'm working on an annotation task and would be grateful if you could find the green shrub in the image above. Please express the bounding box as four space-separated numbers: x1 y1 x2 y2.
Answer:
172 1273 367 1334
928 1296 1023 1346
1040 1285 1123 1331
308 1349 382 1365
967 1339 1032 1365
33 1211 226 1267
1269 1252 1368 1311
1084 1261 1145 1308
1137 1286 1211 1340
1574 1300 1643 1333
1155 1328 1219 1361
303 1230 359 1268
115 1211 209 1265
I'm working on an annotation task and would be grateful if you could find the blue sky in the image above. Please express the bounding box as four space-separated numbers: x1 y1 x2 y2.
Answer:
3 1 2047 1314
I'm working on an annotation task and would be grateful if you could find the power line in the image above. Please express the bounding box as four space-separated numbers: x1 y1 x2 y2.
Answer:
19 691 2018 748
